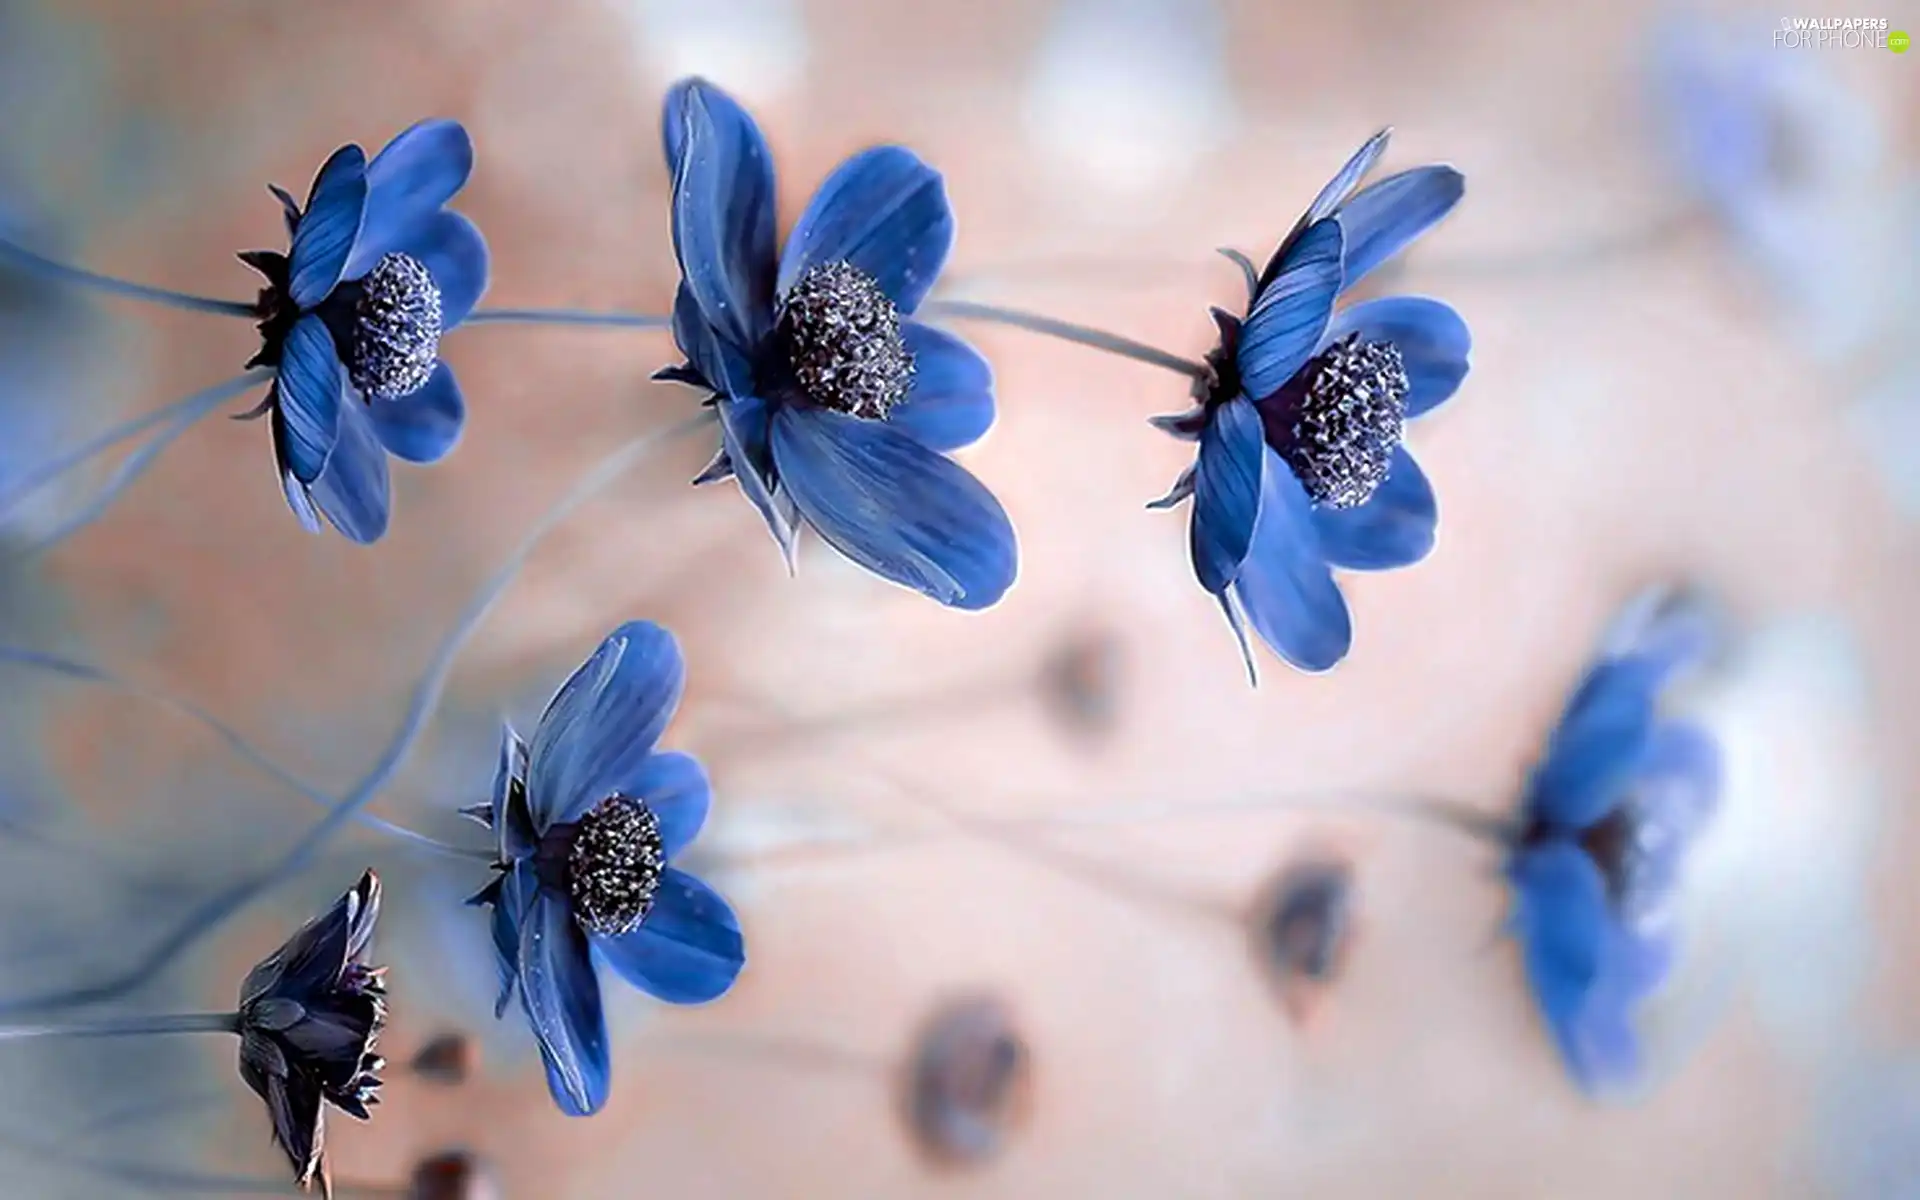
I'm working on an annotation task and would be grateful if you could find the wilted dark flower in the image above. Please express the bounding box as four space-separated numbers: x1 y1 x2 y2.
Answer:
1151 130 1467 677
1252 857 1356 1020
1506 588 1723 1092
239 120 489 544
236 870 387 1194
903 994 1032 1167
655 77 1017 610
465 620 745 1116
408 1150 500 1200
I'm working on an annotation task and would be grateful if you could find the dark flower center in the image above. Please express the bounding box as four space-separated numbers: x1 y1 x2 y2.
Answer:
777 260 915 419
1261 333 1409 509
566 795 667 937
347 252 443 400
1577 801 1665 921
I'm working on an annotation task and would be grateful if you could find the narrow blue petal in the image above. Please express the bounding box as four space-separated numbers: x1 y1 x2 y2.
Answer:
1305 128 1392 226
1602 587 1721 686
769 404 1018 610
1189 396 1264 594
526 621 687 832
277 464 322 535
1230 456 1352 673
1640 720 1721 826
489 859 537 1017
490 721 537 863
777 146 954 315
620 751 710 858
1324 296 1470 419
888 322 994 453
671 281 755 399
595 868 744 1005
403 209 489 329
275 315 344 485
346 119 475 279
1309 446 1437 571
668 79 778 353
288 144 369 309
1509 840 1632 1092
714 392 797 567
308 397 392 544
1337 165 1465 288
367 360 464 464
517 884 611 1116
1525 659 1662 833
1238 218 1343 401
1146 462 1196 510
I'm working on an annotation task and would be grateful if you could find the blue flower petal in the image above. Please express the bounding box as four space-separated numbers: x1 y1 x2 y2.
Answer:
288 144 369 309
1337 165 1465 288
667 79 779 354
1526 658 1662 834
1229 455 1352 673
276 462 322 535
1309 445 1437 571
275 315 344 485
490 721 537 864
620 751 710 858
367 360 464 464
715 392 799 567
595 868 744 1005
308 397 392 545
1190 395 1264 595
403 209 489 329
670 280 756 399
769 404 1018 610
1509 839 1638 1092
777 146 954 315
1305 128 1391 227
888 322 994 453
1324 296 1470 419
527 621 687 833
488 859 537 1017
517 883 611 1116
1238 218 1343 401
346 119 475 280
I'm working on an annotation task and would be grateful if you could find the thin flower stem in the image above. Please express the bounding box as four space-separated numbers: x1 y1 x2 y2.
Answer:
463 306 672 329
0 412 717 1015
0 1011 240 1040
0 236 258 317
0 369 271 527
0 1117 306 1195
918 298 1209 379
0 646 489 862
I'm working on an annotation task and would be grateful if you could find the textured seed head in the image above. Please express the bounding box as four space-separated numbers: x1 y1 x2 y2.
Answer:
778 260 915 419
567 796 667 937
1275 334 1409 509
351 252 443 400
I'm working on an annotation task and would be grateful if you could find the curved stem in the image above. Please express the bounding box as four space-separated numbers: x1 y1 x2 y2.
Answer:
918 298 1208 379
0 412 716 1015
0 236 257 318
0 1011 239 1040
463 306 672 329
0 646 488 861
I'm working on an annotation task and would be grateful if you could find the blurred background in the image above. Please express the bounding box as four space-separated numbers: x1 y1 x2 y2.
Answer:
0 0 1917 1195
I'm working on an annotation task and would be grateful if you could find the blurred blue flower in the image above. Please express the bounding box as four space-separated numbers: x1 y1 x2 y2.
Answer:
1151 131 1467 677
1506 589 1722 1093
464 621 744 1116
239 120 490 544
656 77 1017 610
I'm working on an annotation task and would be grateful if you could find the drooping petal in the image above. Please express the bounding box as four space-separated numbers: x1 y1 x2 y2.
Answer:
489 721 538 863
594 868 744 1005
769 404 1018 610
275 315 345 485
887 322 994 453
1336 165 1465 288
1324 296 1471 419
308 397 392 545
402 209 489 329
777 146 954 315
1309 445 1437 570
288 144 369 309
667 78 779 353
1238 218 1343 402
487 859 538 1017
1229 456 1352 673
1525 659 1661 834
669 280 755 400
619 751 710 858
367 360 464 464
714 392 798 566
526 621 687 832
1508 840 1636 1092
346 119 475 280
1601 586 1721 687
1189 395 1265 594
517 885 611 1116
276 457 322 535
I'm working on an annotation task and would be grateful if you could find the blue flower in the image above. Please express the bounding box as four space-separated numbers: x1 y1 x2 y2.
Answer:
1151 131 1467 677
464 621 744 1116
655 78 1017 610
239 120 490 544
1506 590 1723 1093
